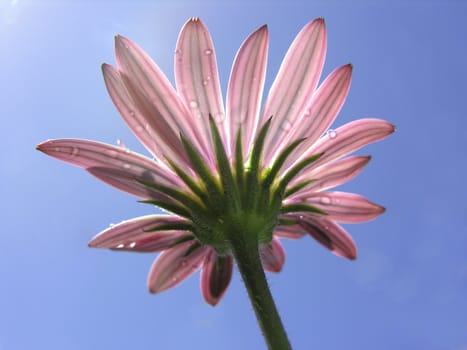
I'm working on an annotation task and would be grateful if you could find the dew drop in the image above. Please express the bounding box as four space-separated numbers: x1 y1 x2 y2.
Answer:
303 109 311 117
204 48 212 55
206 75 211 81
174 49 183 62
106 149 118 158
320 197 331 205
235 114 246 123
202 80 208 86
328 130 337 139
189 100 198 108
123 163 131 169
213 112 225 123
116 243 124 249
71 147 79 156
129 242 136 248
135 125 143 133
280 120 292 131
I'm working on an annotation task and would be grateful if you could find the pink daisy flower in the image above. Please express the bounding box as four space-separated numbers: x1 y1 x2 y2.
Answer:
37 17 394 307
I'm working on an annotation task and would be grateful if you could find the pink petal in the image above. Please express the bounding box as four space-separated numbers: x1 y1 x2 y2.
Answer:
226 24 269 158
273 224 305 240
147 241 210 294
200 250 233 306
261 18 327 164
114 35 210 163
87 167 177 201
298 119 395 173
291 156 371 195
175 18 225 163
260 237 286 272
88 215 191 252
36 139 182 192
282 64 352 170
102 64 189 170
297 215 357 260
302 191 385 223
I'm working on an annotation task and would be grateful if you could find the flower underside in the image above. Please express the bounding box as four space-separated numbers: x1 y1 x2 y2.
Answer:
140 116 324 255
37 17 395 308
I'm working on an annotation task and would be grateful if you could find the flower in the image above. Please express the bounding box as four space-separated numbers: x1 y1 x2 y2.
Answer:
37 17 394 306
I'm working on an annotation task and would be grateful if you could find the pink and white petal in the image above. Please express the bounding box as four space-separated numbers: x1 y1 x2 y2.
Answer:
114 36 210 162
175 18 225 162
298 119 395 173
117 71 194 170
87 167 178 202
282 64 352 171
147 241 210 294
200 250 233 306
291 156 371 195
261 18 327 164
304 191 385 223
297 215 357 260
36 139 182 190
88 215 191 252
273 224 306 240
226 24 268 158
260 237 286 272
102 64 188 170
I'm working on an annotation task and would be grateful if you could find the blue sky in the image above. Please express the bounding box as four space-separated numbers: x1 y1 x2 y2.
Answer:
2 0 467 349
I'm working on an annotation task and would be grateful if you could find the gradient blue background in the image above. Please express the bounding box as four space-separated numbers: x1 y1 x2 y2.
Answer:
2 0 466 349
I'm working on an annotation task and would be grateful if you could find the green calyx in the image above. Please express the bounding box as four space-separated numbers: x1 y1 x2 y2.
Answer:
139 116 323 255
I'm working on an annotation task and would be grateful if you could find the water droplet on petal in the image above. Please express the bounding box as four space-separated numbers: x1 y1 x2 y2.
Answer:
320 197 331 205
206 75 211 81
123 163 131 169
106 149 118 158
135 125 144 133
213 112 225 123
280 120 292 131
129 242 136 248
204 49 212 55
116 243 124 249
327 130 337 139
202 80 208 86
189 100 198 108
71 147 79 156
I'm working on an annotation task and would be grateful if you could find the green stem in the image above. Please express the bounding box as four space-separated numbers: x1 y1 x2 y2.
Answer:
228 231 292 350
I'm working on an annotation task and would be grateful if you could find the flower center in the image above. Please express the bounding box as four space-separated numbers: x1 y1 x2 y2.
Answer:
139 116 324 255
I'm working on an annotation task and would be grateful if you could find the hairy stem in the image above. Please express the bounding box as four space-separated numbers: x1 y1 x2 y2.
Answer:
228 230 291 350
